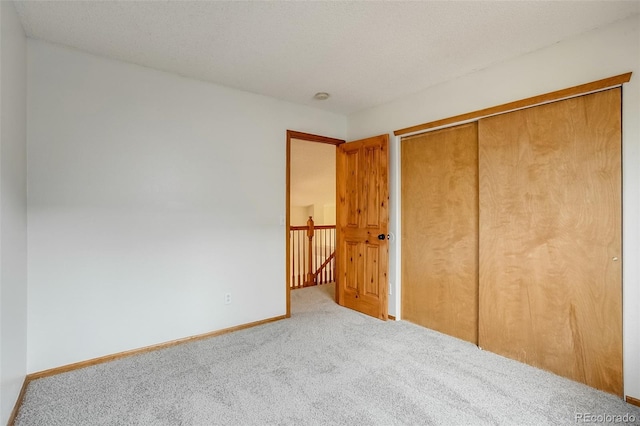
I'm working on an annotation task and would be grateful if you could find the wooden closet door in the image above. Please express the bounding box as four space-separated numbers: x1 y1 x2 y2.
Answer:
402 123 478 344
478 89 622 395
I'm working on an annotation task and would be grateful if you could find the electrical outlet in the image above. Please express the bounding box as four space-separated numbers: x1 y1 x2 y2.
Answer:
224 293 232 305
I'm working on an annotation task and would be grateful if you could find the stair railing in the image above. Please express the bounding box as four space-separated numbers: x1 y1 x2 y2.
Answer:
290 216 336 289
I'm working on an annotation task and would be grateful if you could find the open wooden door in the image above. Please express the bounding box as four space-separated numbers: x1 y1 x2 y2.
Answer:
336 134 389 320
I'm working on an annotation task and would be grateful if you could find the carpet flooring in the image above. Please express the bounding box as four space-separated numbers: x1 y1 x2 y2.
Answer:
15 283 640 425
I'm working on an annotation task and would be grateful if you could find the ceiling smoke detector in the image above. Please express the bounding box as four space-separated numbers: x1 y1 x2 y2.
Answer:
313 92 330 101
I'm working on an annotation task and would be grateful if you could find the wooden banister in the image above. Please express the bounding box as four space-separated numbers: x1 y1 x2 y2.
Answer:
290 225 335 231
289 217 336 289
314 251 335 280
306 216 314 286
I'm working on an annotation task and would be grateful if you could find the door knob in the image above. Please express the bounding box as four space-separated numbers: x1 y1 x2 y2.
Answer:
378 234 386 240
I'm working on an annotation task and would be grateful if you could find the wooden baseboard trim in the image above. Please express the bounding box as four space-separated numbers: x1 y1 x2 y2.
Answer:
388 315 396 321
27 315 286 382
626 395 640 407
9 316 285 423
7 377 31 426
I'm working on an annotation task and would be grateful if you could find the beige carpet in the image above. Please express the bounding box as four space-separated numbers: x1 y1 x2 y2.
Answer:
15 283 640 425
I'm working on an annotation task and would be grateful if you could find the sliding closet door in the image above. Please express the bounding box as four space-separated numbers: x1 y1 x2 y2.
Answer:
478 89 622 395
402 123 478 344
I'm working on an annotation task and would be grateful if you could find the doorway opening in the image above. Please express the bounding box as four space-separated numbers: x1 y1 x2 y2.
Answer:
286 131 344 317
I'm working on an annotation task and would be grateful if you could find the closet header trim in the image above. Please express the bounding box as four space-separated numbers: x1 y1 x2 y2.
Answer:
394 72 632 136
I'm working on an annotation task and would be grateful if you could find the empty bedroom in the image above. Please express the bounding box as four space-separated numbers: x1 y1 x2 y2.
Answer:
1 1 640 424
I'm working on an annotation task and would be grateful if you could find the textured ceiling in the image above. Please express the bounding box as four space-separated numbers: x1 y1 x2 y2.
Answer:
290 139 335 208
14 1 640 115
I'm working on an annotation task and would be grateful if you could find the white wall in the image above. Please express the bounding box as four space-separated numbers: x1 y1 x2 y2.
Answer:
0 1 28 423
291 205 313 227
323 203 335 225
290 138 336 226
314 204 327 225
27 40 346 373
290 204 335 226
348 14 640 399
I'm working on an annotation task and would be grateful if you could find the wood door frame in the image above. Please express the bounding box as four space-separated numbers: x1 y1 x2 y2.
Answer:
394 72 631 136
286 130 345 317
